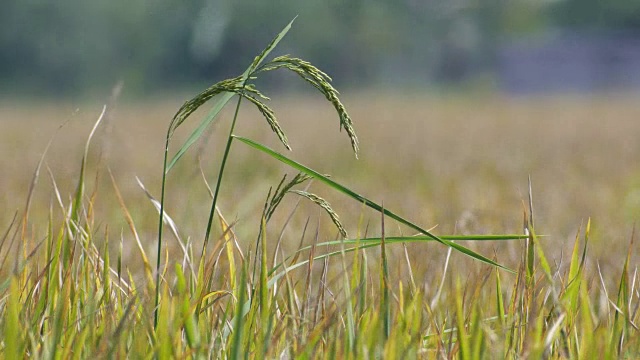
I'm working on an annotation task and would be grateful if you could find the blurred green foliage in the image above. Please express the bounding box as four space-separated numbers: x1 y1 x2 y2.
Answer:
0 0 638 96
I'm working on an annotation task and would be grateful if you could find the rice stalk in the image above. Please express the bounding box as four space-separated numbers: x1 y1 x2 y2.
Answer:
257 55 359 156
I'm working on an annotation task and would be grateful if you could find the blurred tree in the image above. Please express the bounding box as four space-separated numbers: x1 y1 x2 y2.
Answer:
549 0 640 30
0 0 203 95
1 0 637 96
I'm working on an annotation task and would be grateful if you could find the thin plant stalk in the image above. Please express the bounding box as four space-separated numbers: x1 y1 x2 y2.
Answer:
155 131 172 329
202 96 244 259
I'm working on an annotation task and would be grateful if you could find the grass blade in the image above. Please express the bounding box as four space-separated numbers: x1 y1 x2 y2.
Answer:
233 135 514 272
71 105 106 230
229 264 248 360
380 204 390 340
4 277 24 359
247 17 297 74
495 268 506 329
278 234 528 263
166 92 235 173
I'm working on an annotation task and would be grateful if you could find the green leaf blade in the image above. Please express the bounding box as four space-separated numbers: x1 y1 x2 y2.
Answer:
166 91 236 173
233 135 515 273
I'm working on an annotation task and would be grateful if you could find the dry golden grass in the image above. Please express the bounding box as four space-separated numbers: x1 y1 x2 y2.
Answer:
2 92 639 279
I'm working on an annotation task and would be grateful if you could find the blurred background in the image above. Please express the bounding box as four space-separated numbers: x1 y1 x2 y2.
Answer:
2 0 640 97
2 1 640 277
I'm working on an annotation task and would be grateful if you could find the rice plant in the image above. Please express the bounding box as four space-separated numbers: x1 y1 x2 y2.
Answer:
2 18 639 359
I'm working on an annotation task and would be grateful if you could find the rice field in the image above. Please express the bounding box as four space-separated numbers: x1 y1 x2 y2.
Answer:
3 91 640 259
2 87 640 358
1 23 640 356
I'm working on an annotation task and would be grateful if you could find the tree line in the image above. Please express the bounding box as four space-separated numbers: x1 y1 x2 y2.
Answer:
1 0 638 96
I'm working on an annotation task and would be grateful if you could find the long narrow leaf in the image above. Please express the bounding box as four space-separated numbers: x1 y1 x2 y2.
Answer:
247 17 297 74
166 92 236 173
233 135 514 273
269 234 527 274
